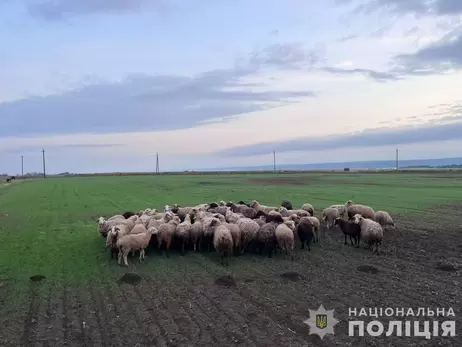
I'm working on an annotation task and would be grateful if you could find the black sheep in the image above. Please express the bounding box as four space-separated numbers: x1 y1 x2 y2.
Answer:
281 200 293 210
208 202 219 208
122 211 135 219
296 217 314 251
334 218 361 247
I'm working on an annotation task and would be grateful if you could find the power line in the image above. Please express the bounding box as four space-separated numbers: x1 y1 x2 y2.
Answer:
156 153 159 173
42 149 46 178
396 148 399 170
273 150 276 172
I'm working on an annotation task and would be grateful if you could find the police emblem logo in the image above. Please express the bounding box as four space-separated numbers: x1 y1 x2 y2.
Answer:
316 314 328 329
303 305 339 340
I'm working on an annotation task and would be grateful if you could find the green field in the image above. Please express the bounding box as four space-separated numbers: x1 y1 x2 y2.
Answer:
0 172 461 346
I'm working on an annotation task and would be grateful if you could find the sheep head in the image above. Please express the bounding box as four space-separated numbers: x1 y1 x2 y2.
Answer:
345 200 354 207
219 200 227 206
147 226 158 235
284 220 296 231
250 200 259 208
278 206 287 213
184 214 191 223
352 214 363 224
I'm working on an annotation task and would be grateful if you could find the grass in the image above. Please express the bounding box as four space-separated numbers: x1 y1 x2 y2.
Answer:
0 171 461 316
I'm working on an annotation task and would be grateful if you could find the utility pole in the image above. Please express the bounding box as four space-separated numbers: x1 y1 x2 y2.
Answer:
21 155 24 176
156 153 159 173
396 148 399 170
273 150 276 172
42 149 46 178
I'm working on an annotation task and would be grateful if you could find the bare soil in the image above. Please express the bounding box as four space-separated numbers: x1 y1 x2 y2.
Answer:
1 207 461 346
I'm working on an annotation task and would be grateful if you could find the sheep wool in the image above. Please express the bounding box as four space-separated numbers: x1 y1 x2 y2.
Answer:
301 203 314 216
296 217 314 251
116 226 157 266
176 214 192 255
347 204 376 221
322 207 340 229
352 214 383 255
257 221 279 257
374 211 395 229
157 216 181 257
275 221 296 260
250 200 278 215
213 222 233 266
236 218 260 254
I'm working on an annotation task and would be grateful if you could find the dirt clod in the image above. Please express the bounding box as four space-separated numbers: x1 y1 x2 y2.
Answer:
436 263 457 272
280 272 304 281
119 272 142 285
29 275 46 282
215 275 236 287
357 265 379 274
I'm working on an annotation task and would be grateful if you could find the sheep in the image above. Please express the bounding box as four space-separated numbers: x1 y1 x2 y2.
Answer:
301 203 314 216
130 223 148 235
212 220 233 266
374 211 395 229
307 216 321 243
190 219 203 252
275 220 296 260
147 211 174 229
176 213 192 255
257 221 279 257
236 218 260 254
218 200 227 206
229 203 256 218
352 214 383 255
250 200 278 214
195 211 220 252
334 217 361 247
208 202 219 208
280 200 293 210
255 210 284 224
98 215 137 237
296 217 314 251
253 217 266 227
225 222 241 255
157 216 181 257
122 211 136 219
322 207 340 230
105 227 119 259
347 203 375 221
237 200 251 207
225 209 243 224
283 214 300 224
209 205 229 217
278 207 310 218
107 214 125 221
116 227 157 266
327 204 347 218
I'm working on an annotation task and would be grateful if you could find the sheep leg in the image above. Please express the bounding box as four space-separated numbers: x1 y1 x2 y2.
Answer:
139 250 143 262
344 234 348 245
117 250 122 265
123 253 129 267
300 241 305 249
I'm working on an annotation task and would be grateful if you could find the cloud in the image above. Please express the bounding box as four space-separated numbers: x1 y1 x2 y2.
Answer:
0 143 122 155
216 118 462 157
0 42 319 137
22 0 169 20
321 66 399 81
337 0 462 16
337 34 358 42
395 31 462 74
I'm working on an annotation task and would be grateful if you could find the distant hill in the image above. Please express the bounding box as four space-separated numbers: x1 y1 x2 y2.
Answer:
200 157 462 171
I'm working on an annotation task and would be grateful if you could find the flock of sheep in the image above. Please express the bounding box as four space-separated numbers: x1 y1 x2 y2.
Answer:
97 200 395 266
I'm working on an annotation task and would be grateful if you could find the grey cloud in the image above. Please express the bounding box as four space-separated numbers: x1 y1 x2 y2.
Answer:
394 32 462 74
0 143 122 155
0 43 318 137
337 0 462 16
321 66 399 82
216 119 462 157
23 0 169 20
336 34 358 42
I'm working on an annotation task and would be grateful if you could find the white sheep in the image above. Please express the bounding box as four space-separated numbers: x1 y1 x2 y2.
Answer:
322 207 339 230
236 218 260 254
346 202 375 220
225 222 241 255
212 220 233 266
301 203 314 216
176 213 192 255
307 216 321 243
116 226 157 266
275 220 296 260
352 214 383 255
278 207 310 217
374 211 395 229
157 216 181 257
250 200 278 214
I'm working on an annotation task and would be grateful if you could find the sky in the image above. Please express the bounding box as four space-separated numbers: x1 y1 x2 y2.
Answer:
0 0 461 174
